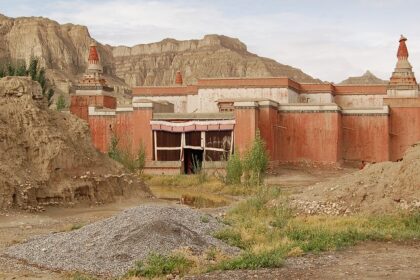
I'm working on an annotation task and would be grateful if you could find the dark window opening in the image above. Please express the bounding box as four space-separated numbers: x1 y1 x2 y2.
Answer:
157 150 180 161
156 131 181 147
206 131 232 151
185 131 201 146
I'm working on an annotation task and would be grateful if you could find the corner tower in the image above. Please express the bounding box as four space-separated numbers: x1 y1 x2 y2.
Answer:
388 35 419 97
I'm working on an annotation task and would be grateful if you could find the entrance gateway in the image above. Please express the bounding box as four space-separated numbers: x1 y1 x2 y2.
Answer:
150 119 235 174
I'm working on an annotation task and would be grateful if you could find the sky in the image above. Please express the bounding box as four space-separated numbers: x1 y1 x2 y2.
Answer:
0 0 419 83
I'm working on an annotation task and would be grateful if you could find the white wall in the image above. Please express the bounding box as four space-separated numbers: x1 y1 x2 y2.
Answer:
195 87 295 113
132 96 188 113
299 93 334 104
334 95 386 108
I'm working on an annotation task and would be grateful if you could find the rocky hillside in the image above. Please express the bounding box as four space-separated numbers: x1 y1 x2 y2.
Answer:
0 14 320 90
112 34 320 86
339 70 387 85
0 76 151 210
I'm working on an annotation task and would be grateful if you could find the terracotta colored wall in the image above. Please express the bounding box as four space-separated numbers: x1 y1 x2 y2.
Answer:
70 95 117 122
131 108 154 160
88 116 115 153
115 112 134 153
342 115 389 162
258 105 277 159
389 107 420 160
234 107 258 155
276 112 342 163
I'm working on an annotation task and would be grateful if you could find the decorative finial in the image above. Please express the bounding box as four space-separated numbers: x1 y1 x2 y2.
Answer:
175 71 183 85
397 35 408 59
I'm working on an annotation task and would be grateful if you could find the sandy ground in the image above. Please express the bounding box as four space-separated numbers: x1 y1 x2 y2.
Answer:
186 241 420 280
1 168 419 280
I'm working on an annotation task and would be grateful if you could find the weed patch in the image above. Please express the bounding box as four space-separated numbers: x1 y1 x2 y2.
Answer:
213 186 420 271
125 253 193 278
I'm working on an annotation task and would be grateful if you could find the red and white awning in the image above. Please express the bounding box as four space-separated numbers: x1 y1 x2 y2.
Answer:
150 120 235 132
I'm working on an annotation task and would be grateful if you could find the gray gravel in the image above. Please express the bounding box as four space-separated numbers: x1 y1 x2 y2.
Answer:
3 205 238 277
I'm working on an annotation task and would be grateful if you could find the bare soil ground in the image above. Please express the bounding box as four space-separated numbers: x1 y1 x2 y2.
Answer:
186 241 420 280
1 168 419 280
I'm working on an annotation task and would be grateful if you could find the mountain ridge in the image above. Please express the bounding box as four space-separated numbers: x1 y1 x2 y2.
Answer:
0 14 321 92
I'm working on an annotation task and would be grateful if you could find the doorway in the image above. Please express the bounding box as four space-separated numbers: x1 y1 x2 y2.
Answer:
184 149 203 174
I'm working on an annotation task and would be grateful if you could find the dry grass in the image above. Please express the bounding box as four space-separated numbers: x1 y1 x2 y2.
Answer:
146 174 256 208
212 187 420 270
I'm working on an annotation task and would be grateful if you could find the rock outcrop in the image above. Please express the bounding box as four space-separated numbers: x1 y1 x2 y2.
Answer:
0 76 151 210
0 14 320 92
339 70 387 85
112 34 320 86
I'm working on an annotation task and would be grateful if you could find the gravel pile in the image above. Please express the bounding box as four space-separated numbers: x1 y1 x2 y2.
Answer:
4 205 237 277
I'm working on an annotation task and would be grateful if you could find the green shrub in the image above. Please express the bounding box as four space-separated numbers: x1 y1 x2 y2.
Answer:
213 228 249 250
108 135 146 173
56 94 66 111
126 253 192 278
215 249 285 271
242 130 269 186
136 142 147 173
225 152 242 185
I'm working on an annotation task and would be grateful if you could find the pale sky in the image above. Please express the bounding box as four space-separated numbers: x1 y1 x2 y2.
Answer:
0 0 419 83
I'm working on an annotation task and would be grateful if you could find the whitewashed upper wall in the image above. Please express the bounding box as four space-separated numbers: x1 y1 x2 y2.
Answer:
334 95 386 108
132 96 188 113
195 87 297 113
299 93 334 104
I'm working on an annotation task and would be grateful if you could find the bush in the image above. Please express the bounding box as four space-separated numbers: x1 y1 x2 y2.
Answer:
242 130 269 186
225 152 242 185
126 253 192 278
56 94 66 111
108 135 146 173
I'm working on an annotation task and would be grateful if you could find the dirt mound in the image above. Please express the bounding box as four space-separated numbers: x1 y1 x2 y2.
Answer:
4 205 238 277
291 144 420 215
0 76 151 210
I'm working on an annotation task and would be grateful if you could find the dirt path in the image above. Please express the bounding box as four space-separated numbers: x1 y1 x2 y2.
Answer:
186 241 420 280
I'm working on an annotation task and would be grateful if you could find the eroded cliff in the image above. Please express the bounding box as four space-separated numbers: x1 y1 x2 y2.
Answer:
0 14 320 90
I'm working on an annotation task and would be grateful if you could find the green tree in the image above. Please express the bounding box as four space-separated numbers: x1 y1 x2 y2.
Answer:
56 94 66 110
28 58 38 80
15 64 27 76
7 64 15 76
36 68 46 93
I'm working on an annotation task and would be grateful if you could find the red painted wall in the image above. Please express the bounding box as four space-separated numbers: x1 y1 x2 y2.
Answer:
342 115 389 162
115 111 134 153
88 116 115 153
131 108 154 160
70 95 117 122
234 107 258 155
258 105 277 159
276 112 342 163
389 107 420 160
